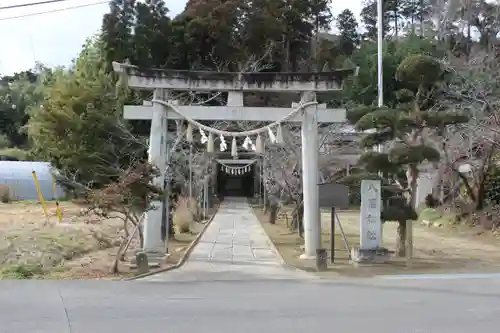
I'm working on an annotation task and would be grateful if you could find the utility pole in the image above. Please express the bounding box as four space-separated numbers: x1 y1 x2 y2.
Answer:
377 0 383 110
377 0 385 246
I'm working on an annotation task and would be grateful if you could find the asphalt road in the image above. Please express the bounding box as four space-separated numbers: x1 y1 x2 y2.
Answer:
1 277 500 333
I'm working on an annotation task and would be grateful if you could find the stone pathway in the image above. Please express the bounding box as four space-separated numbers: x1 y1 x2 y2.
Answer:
142 197 313 282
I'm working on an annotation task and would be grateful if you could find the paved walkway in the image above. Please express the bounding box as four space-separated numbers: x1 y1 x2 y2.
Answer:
142 197 313 282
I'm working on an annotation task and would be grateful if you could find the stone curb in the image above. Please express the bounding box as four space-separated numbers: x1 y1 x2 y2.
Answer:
249 200 317 279
255 214 286 265
125 204 220 281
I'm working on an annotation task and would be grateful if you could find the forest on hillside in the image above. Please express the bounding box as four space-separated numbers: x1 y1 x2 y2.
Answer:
2 0 500 249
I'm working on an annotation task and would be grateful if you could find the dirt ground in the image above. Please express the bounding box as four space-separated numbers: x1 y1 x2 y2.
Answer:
254 204 500 278
0 201 216 280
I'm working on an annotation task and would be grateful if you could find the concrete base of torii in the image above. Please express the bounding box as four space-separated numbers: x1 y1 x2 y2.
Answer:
142 200 167 265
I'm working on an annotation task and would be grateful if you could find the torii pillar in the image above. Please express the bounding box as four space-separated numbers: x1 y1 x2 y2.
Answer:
113 62 357 259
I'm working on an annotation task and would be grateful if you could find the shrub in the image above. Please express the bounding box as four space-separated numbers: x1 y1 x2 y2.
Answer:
187 197 201 221
0 184 11 203
0 134 10 149
0 148 31 161
0 264 44 279
173 197 193 233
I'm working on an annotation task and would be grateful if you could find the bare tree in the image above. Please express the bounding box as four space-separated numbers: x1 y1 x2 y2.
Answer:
86 162 162 273
165 44 277 202
56 155 162 274
261 122 360 235
438 49 500 214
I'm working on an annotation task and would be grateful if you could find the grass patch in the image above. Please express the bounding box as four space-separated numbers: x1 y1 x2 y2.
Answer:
40 230 202 280
0 200 220 280
164 232 199 265
419 208 442 222
0 264 44 279
253 202 500 278
418 208 456 227
0 201 124 279
254 205 361 277
0 225 123 279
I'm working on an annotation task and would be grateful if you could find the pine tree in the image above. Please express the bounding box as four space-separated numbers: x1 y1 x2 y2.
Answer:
336 9 360 56
132 0 172 68
360 0 392 39
101 0 136 70
344 54 469 256
399 0 433 37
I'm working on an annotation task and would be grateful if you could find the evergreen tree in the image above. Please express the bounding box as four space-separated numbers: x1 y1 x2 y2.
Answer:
336 9 360 56
28 37 144 187
399 0 432 36
132 0 172 68
344 54 469 256
387 0 403 37
341 35 445 107
360 0 392 39
0 69 45 148
101 0 136 70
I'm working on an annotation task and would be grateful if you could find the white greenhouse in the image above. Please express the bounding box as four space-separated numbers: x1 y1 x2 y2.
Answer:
0 161 65 201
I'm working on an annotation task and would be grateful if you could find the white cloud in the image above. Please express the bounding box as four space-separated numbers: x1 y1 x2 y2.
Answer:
0 0 361 75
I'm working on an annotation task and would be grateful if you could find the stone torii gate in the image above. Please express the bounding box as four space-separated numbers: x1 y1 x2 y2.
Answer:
112 62 356 261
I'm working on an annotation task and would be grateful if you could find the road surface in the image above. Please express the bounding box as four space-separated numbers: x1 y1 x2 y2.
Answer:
2 276 500 333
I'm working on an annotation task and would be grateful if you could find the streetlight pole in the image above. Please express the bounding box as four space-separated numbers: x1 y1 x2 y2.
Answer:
377 0 385 247
377 0 383 109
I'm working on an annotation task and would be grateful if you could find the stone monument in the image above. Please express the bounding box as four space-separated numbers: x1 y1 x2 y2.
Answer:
351 179 391 264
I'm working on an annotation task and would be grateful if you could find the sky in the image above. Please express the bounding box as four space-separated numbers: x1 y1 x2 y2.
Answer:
0 0 363 75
